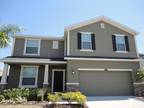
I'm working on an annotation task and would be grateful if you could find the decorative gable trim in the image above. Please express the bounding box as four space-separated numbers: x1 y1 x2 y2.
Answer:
65 16 138 35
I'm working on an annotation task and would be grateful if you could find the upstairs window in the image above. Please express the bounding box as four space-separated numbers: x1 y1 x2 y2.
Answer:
116 36 126 51
81 33 92 50
52 41 59 49
77 32 96 50
24 39 40 55
112 34 129 52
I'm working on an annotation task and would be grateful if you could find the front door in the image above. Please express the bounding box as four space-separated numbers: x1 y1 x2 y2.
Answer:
52 70 65 92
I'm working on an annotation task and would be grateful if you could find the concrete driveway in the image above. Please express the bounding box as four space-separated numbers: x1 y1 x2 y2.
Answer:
86 96 144 108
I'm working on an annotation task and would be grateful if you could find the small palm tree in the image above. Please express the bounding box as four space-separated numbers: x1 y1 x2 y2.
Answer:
0 24 23 48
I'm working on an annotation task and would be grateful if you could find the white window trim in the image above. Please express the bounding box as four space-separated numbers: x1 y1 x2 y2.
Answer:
23 38 41 56
19 65 39 88
11 37 15 56
115 34 127 53
81 32 92 50
80 49 94 52
51 69 65 92
66 82 79 85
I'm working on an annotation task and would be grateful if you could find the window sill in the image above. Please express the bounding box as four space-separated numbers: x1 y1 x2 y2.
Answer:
19 85 37 88
115 51 128 53
80 49 94 52
23 53 40 56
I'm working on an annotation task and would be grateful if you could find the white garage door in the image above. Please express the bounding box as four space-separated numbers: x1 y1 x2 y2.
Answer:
79 71 133 96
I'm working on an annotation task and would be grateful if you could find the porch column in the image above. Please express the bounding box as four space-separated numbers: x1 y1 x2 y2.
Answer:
0 63 9 89
43 64 49 88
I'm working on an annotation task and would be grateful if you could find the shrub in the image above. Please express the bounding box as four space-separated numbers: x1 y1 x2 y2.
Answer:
135 69 144 82
37 88 48 101
47 93 61 102
27 88 37 101
1 88 29 101
0 95 5 102
0 88 51 102
62 92 87 105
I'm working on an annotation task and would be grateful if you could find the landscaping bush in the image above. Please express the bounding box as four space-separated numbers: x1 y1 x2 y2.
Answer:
0 88 87 105
61 92 87 105
47 93 61 102
0 95 5 102
135 69 144 82
47 92 87 105
37 88 49 101
0 88 50 103
1 88 29 100
27 88 37 101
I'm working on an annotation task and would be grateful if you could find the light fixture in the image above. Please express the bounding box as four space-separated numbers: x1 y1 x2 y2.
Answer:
72 69 75 75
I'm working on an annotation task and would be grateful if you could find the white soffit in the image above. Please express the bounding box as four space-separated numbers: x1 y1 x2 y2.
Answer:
64 57 140 62
0 58 67 64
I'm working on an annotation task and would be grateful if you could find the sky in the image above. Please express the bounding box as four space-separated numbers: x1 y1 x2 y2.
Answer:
0 0 144 70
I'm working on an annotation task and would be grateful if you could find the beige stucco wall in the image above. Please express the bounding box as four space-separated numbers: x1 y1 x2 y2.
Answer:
68 21 138 58
13 38 64 58
67 60 140 83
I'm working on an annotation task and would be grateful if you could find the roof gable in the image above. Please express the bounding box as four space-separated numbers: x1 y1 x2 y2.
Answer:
65 16 138 35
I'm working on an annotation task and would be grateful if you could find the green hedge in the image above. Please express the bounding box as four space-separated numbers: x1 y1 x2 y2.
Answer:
47 92 87 105
0 88 50 103
0 88 87 105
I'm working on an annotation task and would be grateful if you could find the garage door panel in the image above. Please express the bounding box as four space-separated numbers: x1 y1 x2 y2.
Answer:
79 71 133 96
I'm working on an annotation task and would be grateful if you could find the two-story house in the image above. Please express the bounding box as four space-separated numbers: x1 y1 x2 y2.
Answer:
0 16 140 96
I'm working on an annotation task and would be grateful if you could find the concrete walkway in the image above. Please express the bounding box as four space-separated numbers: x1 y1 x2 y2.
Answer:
86 96 144 108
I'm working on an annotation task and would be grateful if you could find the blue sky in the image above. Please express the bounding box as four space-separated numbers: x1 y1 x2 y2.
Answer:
0 0 144 70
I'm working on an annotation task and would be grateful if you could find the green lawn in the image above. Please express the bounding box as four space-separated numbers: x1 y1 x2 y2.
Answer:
0 105 42 108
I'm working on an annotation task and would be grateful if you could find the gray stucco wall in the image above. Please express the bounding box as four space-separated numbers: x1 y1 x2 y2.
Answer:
68 21 138 58
13 38 64 58
67 60 140 83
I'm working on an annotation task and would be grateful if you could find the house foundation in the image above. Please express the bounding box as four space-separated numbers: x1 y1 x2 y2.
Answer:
133 82 144 96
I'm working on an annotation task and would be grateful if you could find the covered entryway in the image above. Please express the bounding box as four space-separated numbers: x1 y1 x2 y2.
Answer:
79 70 133 96
52 69 65 92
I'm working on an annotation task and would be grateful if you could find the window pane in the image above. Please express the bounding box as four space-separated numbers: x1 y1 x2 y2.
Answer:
22 78 35 85
22 67 37 78
26 47 38 54
82 34 91 42
116 36 126 51
81 33 92 49
27 40 39 47
116 36 125 44
82 42 91 49
26 40 39 54
117 44 126 51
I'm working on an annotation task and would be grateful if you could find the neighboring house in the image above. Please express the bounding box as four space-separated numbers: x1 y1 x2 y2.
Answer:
139 54 144 68
0 16 141 96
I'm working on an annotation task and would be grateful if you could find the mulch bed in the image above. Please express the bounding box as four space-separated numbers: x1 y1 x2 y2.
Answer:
0 101 88 108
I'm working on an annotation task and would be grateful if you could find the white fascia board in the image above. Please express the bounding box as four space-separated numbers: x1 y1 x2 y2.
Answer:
0 58 67 64
78 68 105 71
13 34 64 41
64 57 140 62
65 16 138 36
107 68 133 71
